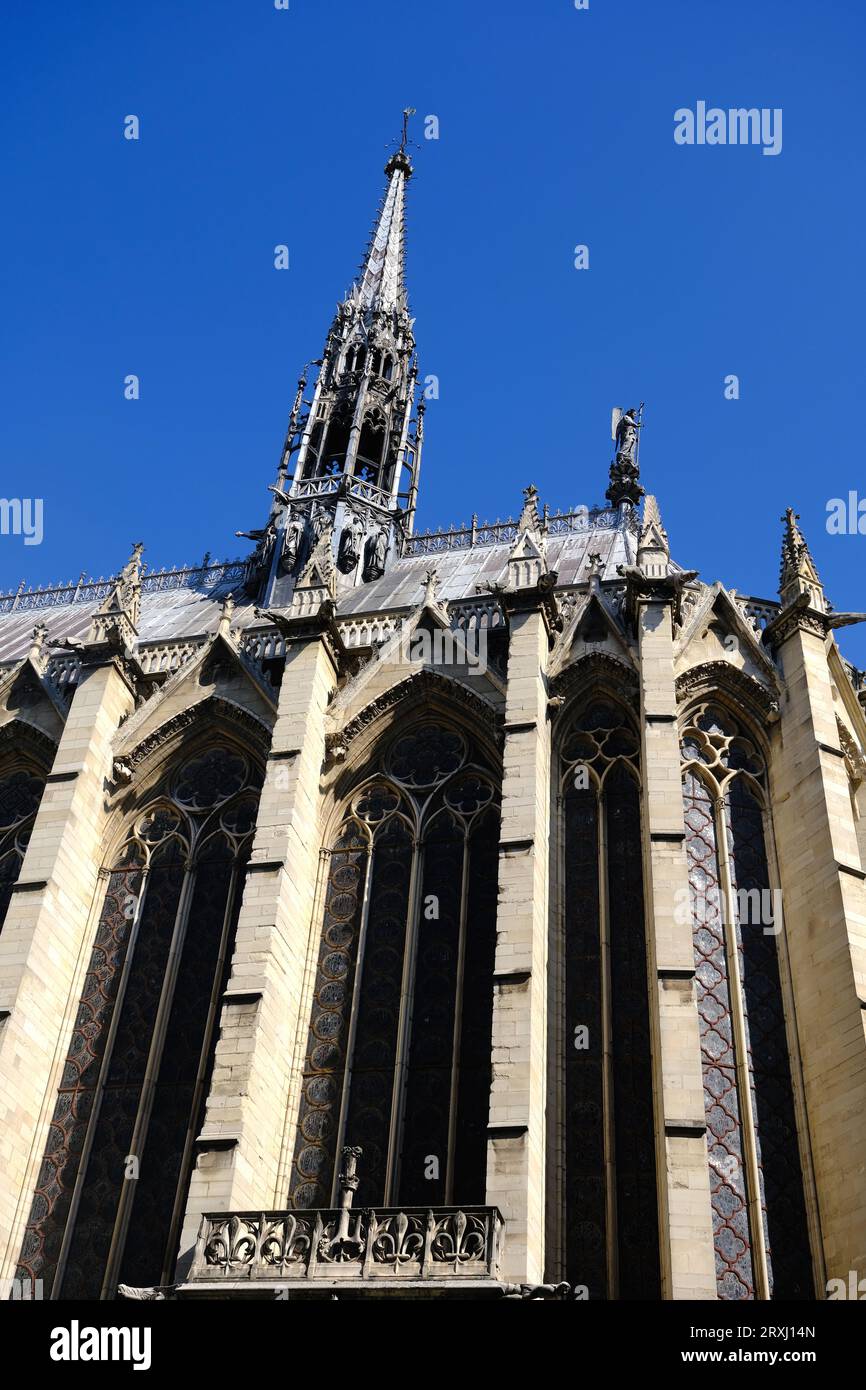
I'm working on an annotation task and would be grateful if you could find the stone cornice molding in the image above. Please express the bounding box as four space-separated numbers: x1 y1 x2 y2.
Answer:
0 717 59 766
326 668 503 765
119 694 272 777
675 661 780 724
549 651 639 720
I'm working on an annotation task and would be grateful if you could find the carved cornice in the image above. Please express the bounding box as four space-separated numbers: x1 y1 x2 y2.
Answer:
256 599 347 671
762 593 829 648
549 651 639 715
0 717 58 766
122 695 272 773
488 570 562 641
675 662 780 723
327 668 503 763
616 565 699 631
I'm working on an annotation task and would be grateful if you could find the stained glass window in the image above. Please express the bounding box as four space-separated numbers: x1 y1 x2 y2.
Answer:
290 721 500 1209
0 765 46 934
561 700 660 1300
681 704 813 1300
16 744 262 1298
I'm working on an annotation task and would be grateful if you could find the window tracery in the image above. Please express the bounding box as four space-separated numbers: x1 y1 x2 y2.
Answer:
16 743 262 1299
559 698 660 1300
681 702 813 1300
0 764 46 933
290 720 499 1211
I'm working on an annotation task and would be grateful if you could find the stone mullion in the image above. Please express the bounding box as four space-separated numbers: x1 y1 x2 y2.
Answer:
100 860 197 1298
50 861 152 1298
597 779 618 1298
0 658 135 1291
444 829 471 1206
330 839 375 1205
767 622 866 1284
384 831 424 1205
159 861 243 1287
636 596 717 1300
486 606 550 1284
176 633 337 1272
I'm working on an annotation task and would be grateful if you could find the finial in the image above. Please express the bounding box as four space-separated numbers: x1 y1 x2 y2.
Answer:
218 592 235 638
400 106 416 153
338 1146 363 1210
422 568 440 606
385 108 416 178
29 622 48 665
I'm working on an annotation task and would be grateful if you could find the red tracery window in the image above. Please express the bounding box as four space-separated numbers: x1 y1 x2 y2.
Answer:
681 704 813 1300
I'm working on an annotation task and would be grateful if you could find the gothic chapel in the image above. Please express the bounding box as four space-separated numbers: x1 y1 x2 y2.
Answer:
1 125 865 1302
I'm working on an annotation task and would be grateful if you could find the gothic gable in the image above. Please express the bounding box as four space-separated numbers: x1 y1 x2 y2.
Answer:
673 582 780 694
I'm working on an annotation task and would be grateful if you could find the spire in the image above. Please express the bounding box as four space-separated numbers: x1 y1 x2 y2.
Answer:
353 116 413 313
779 508 825 612
637 494 670 578
243 113 425 611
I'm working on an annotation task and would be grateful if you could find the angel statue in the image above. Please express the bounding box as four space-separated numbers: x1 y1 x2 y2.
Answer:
611 405 643 463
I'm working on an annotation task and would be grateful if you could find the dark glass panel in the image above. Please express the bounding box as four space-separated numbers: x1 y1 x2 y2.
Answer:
684 771 755 1300
563 783 605 1298
342 817 412 1206
118 835 237 1289
725 778 813 1300
398 813 463 1206
605 764 660 1299
0 767 45 935
15 844 144 1296
290 822 368 1209
60 838 185 1299
452 809 499 1204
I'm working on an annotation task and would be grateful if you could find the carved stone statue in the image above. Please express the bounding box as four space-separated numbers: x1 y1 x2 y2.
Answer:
363 527 388 581
337 514 364 573
280 513 304 574
612 406 642 463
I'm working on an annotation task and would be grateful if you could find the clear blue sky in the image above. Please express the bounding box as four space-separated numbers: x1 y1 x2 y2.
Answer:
2 1 865 661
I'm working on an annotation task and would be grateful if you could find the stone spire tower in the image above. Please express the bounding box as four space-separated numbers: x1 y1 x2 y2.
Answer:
242 112 424 608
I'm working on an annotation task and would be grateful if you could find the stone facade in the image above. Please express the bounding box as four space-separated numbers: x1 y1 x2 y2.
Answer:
0 132 864 1302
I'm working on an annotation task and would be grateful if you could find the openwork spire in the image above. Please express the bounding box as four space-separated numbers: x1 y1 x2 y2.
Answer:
240 113 425 612
354 149 411 312
779 507 825 612
352 109 414 313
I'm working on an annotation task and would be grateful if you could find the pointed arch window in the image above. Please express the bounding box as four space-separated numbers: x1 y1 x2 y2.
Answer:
290 721 500 1210
681 704 814 1300
16 745 263 1299
0 763 46 934
559 699 660 1300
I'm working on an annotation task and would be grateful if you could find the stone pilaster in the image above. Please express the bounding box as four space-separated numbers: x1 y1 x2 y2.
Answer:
767 615 866 1286
0 657 135 1288
636 595 717 1299
486 602 551 1284
177 628 337 1268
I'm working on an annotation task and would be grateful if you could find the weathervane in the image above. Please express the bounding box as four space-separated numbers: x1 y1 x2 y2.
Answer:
387 107 419 162
401 106 416 151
